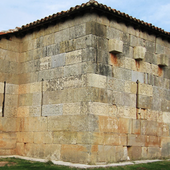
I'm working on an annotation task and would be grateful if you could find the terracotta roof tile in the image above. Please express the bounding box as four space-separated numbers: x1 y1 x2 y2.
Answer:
1 0 170 38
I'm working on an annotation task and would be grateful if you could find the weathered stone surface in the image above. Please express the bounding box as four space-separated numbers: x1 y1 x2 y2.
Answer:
86 22 106 37
161 137 170 157
141 120 158 136
145 136 160 147
148 147 161 158
128 134 145 146
0 132 16 149
1 6 170 164
98 116 119 133
65 50 82 65
61 144 90 163
103 133 127 146
127 146 142 160
42 104 63 116
40 57 51 70
87 74 106 89
138 95 152 109
63 103 81 115
157 54 169 66
51 54 65 68
132 71 144 83
134 46 146 60
109 39 123 53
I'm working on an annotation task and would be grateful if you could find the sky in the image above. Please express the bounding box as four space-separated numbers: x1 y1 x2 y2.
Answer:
0 0 170 32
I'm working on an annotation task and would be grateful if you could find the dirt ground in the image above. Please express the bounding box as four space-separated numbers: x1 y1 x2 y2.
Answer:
0 161 16 167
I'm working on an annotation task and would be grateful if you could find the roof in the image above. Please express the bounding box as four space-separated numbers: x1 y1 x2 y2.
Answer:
0 0 170 41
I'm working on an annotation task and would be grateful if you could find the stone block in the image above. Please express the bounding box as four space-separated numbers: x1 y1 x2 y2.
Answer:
6 84 18 94
157 54 169 66
87 73 106 89
138 83 153 96
128 134 145 147
161 137 170 157
33 132 49 144
131 119 141 134
103 133 127 146
107 77 125 91
51 53 65 68
145 110 158 121
163 112 170 123
127 146 142 160
63 75 86 89
30 82 41 93
20 117 48 132
164 67 170 79
53 131 77 144
92 133 104 145
42 104 63 116
18 84 30 94
97 145 116 163
64 63 82 77
17 106 29 117
118 106 136 119
98 116 119 133
134 46 146 60
4 106 17 117
65 50 82 65
109 39 123 53
29 106 41 117
156 43 164 54
148 147 161 158
119 118 131 134
5 94 18 107
0 118 17 132
40 57 51 70
161 100 170 112
43 144 61 160
145 136 160 147
17 132 34 143
86 21 106 37
0 132 16 149
107 27 124 40
157 123 169 137
63 103 81 115
95 63 113 77
44 78 64 91
137 95 152 109
32 93 41 106
141 120 158 136
77 132 93 145
61 144 90 163
75 23 86 38
48 115 98 132
115 146 128 162
38 67 64 81
18 94 33 106
0 82 4 93
132 71 144 83
89 102 109 116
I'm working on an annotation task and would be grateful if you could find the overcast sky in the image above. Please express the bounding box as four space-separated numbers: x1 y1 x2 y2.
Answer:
0 0 170 32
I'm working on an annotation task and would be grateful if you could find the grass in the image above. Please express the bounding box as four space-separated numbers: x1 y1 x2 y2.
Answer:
0 158 170 170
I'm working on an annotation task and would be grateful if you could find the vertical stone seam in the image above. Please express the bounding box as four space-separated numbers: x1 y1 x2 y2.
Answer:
2 81 6 117
41 79 44 117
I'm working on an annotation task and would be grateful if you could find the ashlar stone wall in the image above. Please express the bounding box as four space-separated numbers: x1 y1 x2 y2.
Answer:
0 13 170 164
0 36 20 155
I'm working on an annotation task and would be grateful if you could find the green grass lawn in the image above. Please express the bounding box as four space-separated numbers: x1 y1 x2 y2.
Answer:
0 158 170 170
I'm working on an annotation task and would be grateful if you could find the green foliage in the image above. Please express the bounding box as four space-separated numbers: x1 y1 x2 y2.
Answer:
0 158 170 170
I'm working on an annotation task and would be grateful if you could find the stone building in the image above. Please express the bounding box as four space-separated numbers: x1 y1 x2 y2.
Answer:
0 0 170 164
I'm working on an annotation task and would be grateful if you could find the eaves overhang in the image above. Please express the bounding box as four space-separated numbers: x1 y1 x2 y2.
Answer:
0 0 170 41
